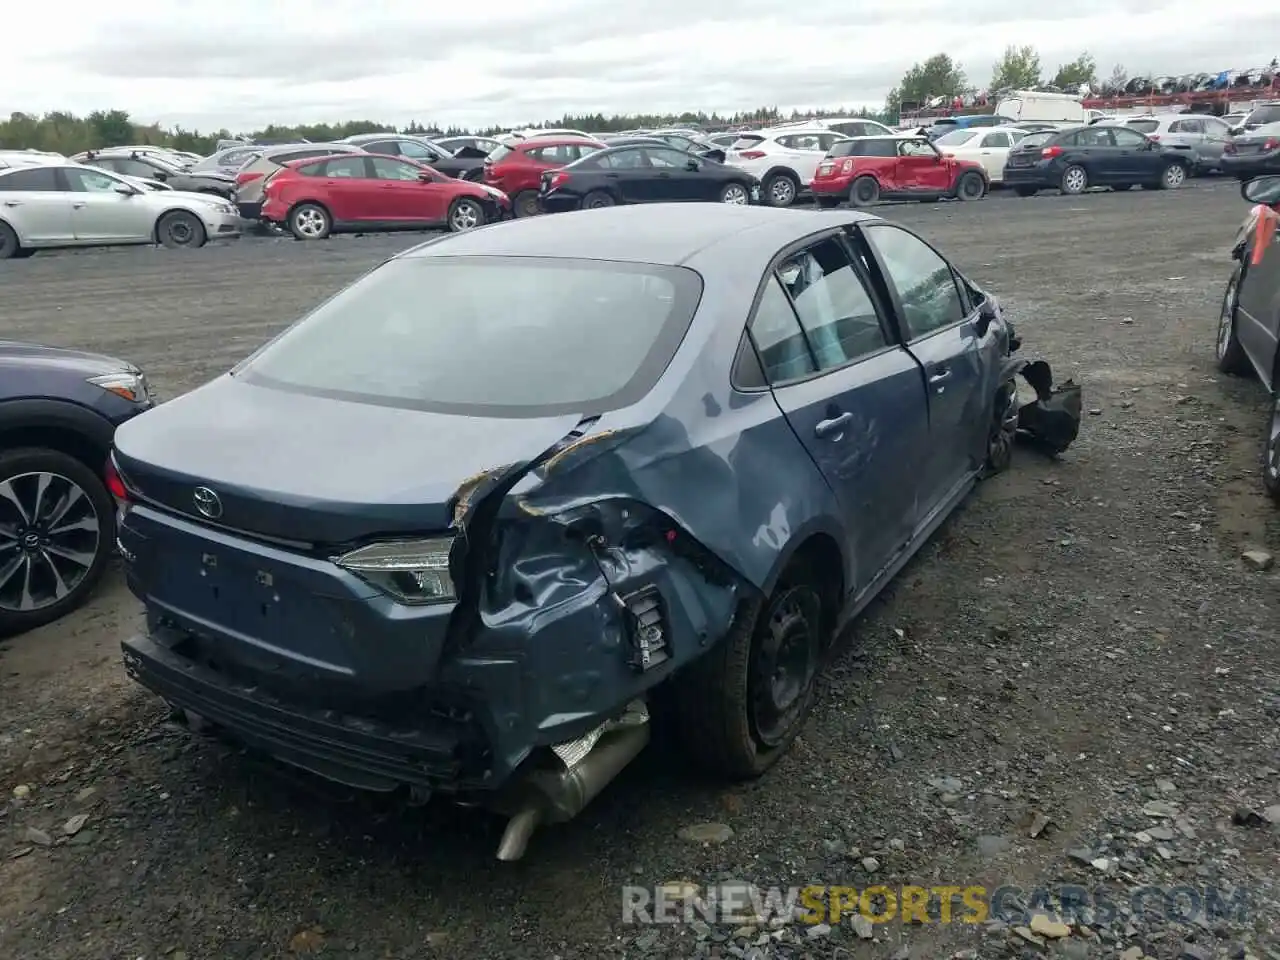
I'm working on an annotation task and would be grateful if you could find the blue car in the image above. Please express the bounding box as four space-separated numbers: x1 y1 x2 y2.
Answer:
111 204 1078 858
0 341 153 635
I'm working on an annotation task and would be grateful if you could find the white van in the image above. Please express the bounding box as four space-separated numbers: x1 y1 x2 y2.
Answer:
995 91 1087 125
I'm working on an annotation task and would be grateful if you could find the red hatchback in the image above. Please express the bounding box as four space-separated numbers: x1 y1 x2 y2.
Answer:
482 136 605 217
811 135 988 207
260 154 511 240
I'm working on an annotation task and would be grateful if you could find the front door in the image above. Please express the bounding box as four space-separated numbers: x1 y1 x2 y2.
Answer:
1238 205 1280 388
368 156 447 223
858 222 990 518
642 147 703 200
1109 126 1161 180
753 234 931 593
62 168 154 242
895 140 949 192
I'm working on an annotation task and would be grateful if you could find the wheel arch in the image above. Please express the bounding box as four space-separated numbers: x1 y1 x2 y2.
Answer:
761 523 847 633
152 205 208 243
0 399 115 475
286 198 332 222
761 165 801 185
0 215 27 245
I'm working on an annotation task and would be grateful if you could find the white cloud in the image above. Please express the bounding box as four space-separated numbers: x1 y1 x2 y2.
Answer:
5 0 1275 132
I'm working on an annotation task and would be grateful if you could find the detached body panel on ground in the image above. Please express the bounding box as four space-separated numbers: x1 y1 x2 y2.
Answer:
111 204 1076 858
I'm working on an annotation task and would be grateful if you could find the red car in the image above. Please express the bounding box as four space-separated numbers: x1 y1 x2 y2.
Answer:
811 134 989 207
482 136 606 217
260 154 511 240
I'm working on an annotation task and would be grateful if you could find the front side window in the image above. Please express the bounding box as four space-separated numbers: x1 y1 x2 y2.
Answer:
371 157 423 181
863 225 965 338
645 148 693 168
397 140 441 161
899 140 936 158
777 237 887 368
238 257 704 417
1110 127 1149 148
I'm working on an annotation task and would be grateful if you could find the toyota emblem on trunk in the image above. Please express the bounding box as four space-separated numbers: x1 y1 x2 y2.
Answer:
192 486 223 519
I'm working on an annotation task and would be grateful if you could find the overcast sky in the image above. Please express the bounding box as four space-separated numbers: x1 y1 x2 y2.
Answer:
10 1 1276 132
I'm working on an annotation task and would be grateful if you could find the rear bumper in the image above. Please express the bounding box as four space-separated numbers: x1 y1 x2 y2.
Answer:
1220 154 1280 179
537 192 582 213
236 200 263 220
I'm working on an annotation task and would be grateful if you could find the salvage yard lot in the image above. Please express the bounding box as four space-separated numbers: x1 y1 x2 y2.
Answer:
3 182 1279 960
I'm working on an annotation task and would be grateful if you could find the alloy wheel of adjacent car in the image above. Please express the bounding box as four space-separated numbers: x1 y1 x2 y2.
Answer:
157 211 206 249
0 449 113 636
289 204 331 241
764 173 798 207
448 198 484 232
1061 165 1088 195
1265 395 1280 504
956 172 985 201
720 183 749 205
0 222 19 260
850 176 880 206
1161 163 1187 189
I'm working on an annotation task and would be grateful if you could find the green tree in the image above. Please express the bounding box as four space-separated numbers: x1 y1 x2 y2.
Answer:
1052 52 1098 90
87 109 135 147
885 54 969 114
989 45 1042 92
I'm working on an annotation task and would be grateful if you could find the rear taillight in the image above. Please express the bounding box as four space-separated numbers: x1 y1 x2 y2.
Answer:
235 170 263 185
1041 145 1063 159
1224 142 1237 155
840 159 854 174
104 456 128 503
548 172 570 190
1264 138 1279 151
738 150 766 159
1148 134 1160 141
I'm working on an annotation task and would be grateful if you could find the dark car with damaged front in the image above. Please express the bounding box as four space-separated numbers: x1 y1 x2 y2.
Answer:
111 204 1079 859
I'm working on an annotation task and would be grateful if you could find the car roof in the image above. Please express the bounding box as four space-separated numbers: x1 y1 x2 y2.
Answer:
398 204 883 267
513 135 603 147
263 142 361 156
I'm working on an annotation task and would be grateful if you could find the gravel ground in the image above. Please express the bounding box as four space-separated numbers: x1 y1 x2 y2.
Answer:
2 182 1279 960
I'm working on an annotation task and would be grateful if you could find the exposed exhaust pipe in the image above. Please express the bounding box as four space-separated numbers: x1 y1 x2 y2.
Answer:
494 702 650 861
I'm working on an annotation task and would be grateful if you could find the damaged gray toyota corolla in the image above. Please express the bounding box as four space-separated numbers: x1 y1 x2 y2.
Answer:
111 204 1080 859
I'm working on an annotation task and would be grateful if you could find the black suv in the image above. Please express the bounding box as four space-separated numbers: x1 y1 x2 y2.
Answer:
0 341 153 634
340 134 486 180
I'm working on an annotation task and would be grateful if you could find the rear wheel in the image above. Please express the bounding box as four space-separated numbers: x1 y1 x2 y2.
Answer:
0 222 19 260
1060 164 1088 195
0 448 114 636
850 176 880 206
955 171 985 201
669 557 828 778
1160 162 1188 189
447 197 485 232
512 190 540 218
156 210 206 249
762 172 799 207
582 190 616 209
719 182 749 205
1216 266 1253 376
288 203 331 240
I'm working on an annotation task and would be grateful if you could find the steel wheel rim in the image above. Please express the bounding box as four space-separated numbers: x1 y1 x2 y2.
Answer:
1268 397 1280 482
1165 165 1185 187
295 208 326 237
1217 280 1236 358
855 181 877 203
0 472 101 613
748 586 821 748
722 185 747 204
167 217 194 245
770 178 795 205
451 202 480 230
1065 168 1086 192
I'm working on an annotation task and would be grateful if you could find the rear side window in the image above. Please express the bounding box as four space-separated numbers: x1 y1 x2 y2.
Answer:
829 138 895 158
317 157 369 178
487 144 514 163
1125 119 1159 134
1245 105 1280 126
0 167 61 191
1019 132 1054 148
238 256 705 418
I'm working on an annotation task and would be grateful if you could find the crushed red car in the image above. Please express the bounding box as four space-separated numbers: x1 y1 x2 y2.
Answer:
260 154 510 240
812 134 989 207
482 136 606 217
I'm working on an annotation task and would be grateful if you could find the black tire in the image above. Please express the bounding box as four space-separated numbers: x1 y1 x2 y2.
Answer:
1013 186 1037 197
955 172 985 201
1113 183 1134 191
288 203 331 240
1060 164 1088 195
982 381 1019 478
581 190 616 210
1264 396 1280 504
447 197 486 232
813 196 840 209
0 448 114 637
849 176 880 206
156 210 207 249
762 172 799 208
512 190 540 218
1160 163 1188 190
718 182 750 205
1216 265 1253 376
0 221 21 260
668 558 828 778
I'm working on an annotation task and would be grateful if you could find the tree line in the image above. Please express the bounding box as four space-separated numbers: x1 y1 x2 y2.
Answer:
0 48 1124 155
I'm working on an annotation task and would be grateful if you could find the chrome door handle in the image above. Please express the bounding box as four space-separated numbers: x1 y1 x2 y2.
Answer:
72 202 86 209
2 200 19 207
928 366 951 382
814 412 853 438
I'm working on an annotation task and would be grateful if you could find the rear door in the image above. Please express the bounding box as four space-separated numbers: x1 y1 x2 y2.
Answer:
310 155 376 222
858 222 990 520
0 166 74 243
750 233 930 592
975 130 1013 180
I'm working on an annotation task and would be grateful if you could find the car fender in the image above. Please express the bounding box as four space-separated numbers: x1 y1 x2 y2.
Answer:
0 214 26 244
0 397 117 456
760 164 801 184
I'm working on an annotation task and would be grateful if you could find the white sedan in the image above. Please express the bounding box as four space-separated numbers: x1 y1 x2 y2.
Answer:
933 127 1030 183
0 163 240 259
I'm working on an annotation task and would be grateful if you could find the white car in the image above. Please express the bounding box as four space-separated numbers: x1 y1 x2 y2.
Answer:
932 127 1031 182
0 163 240 260
726 127 852 207
801 116 897 138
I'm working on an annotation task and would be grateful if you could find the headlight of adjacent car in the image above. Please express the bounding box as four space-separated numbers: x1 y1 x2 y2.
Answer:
334 538 456 604
88 371 149 403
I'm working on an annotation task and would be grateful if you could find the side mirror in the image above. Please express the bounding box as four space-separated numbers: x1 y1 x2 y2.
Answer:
418 171 433 181
975 298 998 337
113 184 137 195
151 170 169 180
1242 175 1280 205
685 158 700 171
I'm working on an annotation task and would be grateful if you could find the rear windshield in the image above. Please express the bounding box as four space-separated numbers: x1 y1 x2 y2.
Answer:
828 138 896 158
1018 132 1054 148
933 129 981 146
486 144 514 163
1125 119 1159 133
730 135 765 150
237 256 705 418
1245 105 1280 126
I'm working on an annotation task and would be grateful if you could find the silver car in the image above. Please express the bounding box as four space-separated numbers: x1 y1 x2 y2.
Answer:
189 145 263 178
1099 114 1234 172
0 163 240 259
